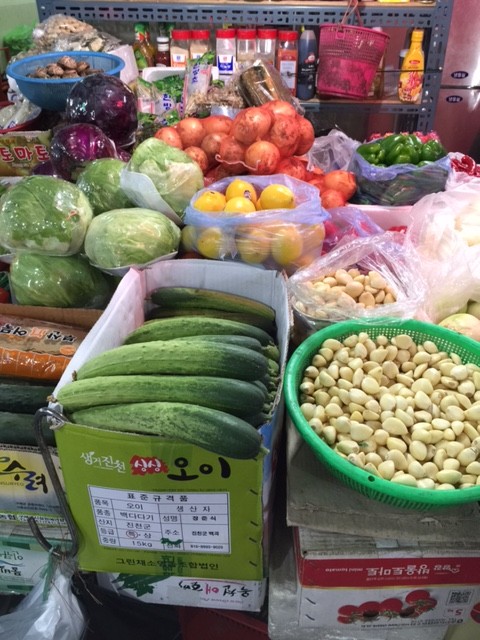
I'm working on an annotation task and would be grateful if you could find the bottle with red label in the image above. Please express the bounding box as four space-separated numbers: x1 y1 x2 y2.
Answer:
276 30 299 96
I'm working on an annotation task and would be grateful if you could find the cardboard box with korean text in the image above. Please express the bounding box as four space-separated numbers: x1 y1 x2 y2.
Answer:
50 260 291 583
295 525 480 634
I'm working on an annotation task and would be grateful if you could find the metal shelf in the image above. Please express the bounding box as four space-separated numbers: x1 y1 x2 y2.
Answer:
35 0 454 132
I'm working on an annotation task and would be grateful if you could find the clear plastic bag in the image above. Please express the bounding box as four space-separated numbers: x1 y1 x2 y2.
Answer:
32 14 120 53
349 151 451 206
288 231 426 327
183 173 328 272
404 186 480 322
0 559 86 640
322 205 384 254
307 128 360 173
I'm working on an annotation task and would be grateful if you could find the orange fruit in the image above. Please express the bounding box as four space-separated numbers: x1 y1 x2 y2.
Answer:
225 179 258 205
180 225 198 252
195 190 226 212
258 184 296 210
223 196 257 215
235 225 271 264
196 227 228 259
269 223 304 266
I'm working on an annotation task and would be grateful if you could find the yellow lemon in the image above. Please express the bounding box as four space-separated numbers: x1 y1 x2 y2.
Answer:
223 196 257 215
196 227 227 259
225 179 258 205
258 184 296 210
180 225 198 252
269 223 304 266
195 190 227 212
235 225 271 265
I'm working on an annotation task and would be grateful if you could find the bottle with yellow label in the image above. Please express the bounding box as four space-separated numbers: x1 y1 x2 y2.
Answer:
398 29 425 104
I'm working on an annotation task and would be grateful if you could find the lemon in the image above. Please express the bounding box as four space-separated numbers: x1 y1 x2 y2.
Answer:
258 184 296 210
269 223 303 266
195 190 227 212
235 226 271 264
180 225 198 252
225 179 258 205
223 196 257 215
196 227 227 259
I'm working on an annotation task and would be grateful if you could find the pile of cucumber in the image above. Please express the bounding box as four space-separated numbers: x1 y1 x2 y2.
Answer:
0 380 56 446
55 287 281 460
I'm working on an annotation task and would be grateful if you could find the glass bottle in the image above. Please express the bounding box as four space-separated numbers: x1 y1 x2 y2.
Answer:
398 29 425 104
276 30 299 96
296 27 317 100
133 22 155 70
156 36 171 67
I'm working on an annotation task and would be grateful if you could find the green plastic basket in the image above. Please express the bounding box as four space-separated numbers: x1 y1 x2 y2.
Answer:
284 318 480 511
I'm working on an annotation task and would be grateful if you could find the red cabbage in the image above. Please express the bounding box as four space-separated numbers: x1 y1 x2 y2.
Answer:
49 123 119 182
65 74 138 149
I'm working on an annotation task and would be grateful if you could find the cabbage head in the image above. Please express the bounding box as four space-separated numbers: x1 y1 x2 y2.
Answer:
128 138 204 218
10 252 113 309
76 158 134 215
84 208 181 269
0 176 93 255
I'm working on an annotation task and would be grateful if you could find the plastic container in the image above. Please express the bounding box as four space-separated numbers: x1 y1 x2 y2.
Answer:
296 28 317 100
284 318 480 511
236 29 257 65
170 29 191 68
190 29 210 61
6 51 125 112
256 29 277 66
155 36 170 67
216 28 236 84
398 28 425 104
177 607 268 640
276 30 299 96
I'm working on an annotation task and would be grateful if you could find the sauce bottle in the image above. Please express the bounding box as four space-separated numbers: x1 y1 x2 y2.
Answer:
133 22 155 70
296 27 317 100
156 36 171 67
276 30 299 96
398 29 425 104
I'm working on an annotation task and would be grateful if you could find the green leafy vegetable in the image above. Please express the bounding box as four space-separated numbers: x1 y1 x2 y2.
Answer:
76 158 134 215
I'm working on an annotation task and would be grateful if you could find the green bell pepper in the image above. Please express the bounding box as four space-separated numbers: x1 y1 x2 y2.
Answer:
356 142 386 165
420 139 447 162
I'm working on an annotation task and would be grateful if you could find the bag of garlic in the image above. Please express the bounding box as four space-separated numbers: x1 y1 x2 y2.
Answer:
288 231 427 330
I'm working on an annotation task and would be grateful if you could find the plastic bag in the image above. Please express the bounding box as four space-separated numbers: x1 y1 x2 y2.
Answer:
183 173 329 272
322 205 384 254
0 559 86 639
182 53 214 118
349 149 451 206
237 59 303 113
307 128 360 173
403 185 480 322
288 231 426 328
32 14 120 53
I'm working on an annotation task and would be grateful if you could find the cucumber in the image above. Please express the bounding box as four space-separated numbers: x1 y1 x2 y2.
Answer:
165 333 264 353
149 286 275 323
0 381 54 414
146 307 276 335
55 374 266 416
0 411 55 447
71 402 264 460
124 316 274 347
75 339 268 382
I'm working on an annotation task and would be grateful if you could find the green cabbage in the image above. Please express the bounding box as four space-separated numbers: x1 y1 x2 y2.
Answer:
0 176 93 255
10 253 113 309
84 208 181 269
76 158 134 215
128 138 204 218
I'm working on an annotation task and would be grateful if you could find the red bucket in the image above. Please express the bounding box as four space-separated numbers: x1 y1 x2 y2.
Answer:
317 13 390 99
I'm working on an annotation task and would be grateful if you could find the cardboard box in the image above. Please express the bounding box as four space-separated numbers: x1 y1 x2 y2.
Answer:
97 572 266 612
51 260 291 581
295 525 479 634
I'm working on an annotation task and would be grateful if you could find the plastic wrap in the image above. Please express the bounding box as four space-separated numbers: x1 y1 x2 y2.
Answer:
349 148 451 206
237 59 302 112
0 560 86 639
404 184 480 322
184 174 329 272
322 205 384 254
288 232 426 329
32 14 120 53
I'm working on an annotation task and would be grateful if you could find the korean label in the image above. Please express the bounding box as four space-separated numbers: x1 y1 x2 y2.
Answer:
90 486 230 553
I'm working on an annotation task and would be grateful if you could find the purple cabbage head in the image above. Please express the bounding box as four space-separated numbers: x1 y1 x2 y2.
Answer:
65 74 138 149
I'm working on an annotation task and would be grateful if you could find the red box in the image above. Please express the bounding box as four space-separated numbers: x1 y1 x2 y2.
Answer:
177 606 267 640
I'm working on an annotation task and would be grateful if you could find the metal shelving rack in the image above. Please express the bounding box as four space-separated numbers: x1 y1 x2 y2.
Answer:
35 0 454 131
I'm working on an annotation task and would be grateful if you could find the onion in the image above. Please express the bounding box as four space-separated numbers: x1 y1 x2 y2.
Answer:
245 140 281 175
184 146 209 173
263 100 297 121
295 116 315 155
267 116 300 159
202 115 233 136
217 135 248 175
154 126 183 149
231 107 272 146
276 157 308 182
322 170 357 200
201 132 227 167
176 118 206 148
438 313 480 341
204 164 232 187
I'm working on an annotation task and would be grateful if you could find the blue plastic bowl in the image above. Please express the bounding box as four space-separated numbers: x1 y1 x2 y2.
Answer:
7 51 125 112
